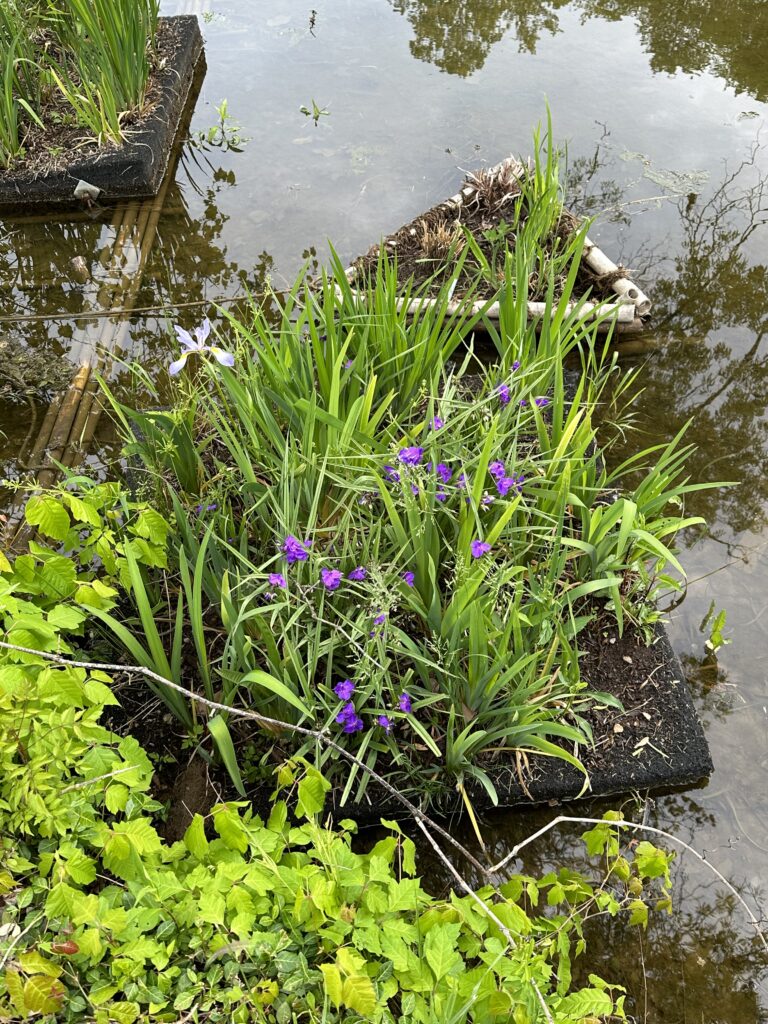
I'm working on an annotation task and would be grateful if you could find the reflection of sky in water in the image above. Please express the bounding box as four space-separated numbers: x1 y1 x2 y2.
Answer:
1 0 767 1012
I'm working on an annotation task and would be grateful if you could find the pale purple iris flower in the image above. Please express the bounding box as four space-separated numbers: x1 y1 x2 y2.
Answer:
169 318 234 376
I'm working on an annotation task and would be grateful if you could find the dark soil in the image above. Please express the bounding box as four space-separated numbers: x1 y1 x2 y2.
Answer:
4 19 182 177
351 164 631 306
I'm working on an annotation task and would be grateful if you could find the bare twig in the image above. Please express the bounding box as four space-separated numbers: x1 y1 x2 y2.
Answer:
488 814 768 955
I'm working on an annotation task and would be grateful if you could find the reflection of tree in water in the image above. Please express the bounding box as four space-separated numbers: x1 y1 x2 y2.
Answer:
389 0 568 76
390 0 768 100
581 0 768 103
617 146 768 537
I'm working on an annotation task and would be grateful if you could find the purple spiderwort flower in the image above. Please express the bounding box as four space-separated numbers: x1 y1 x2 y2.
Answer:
436 489 447 502
402 571 415 587
373 611 387 625
383 465 401 483
430 416 444 430
169 318 234 376
377 715 393 732
497 383 511 406
336 702 364 733
344 359 354 369
348 566 367 581
321 568 343 591
512 359 521 371
457 472 469 489
471 539 491 558
268 572 286 588
489 461 505 481
398 446 424 465
435 462 452 484
194 502 218 514
334 679 355 700
481 494 494 506
534 397 550 408
411 483 420 496
398 692 412 713
283 535 311 563
497 475 524 497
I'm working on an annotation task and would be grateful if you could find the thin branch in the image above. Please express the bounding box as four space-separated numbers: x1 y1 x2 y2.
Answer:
488 814 768 955
0 640 486 877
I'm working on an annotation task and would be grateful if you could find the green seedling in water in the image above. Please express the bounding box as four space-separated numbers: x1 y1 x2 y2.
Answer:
300 99 329 125
192 98 248 151
700 600 730 652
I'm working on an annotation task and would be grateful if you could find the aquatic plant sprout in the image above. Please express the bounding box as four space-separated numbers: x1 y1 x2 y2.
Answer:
169 319 234 376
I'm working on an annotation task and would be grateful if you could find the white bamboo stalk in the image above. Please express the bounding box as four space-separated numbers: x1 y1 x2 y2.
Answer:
583 234 651 315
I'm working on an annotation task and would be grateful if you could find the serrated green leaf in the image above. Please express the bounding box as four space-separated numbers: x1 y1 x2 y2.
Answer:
24 495 70 541
424 923 462 980
341 973 376 1015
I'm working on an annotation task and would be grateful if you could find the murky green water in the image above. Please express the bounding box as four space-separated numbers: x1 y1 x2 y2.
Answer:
2 0 767 1016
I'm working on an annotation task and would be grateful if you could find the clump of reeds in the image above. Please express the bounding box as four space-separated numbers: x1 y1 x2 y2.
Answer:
0 0 160 168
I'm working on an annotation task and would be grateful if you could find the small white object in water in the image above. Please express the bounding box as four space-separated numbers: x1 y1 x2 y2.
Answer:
73 179 101 202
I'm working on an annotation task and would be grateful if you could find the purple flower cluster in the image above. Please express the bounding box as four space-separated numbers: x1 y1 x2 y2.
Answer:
398 446 424 465
321 568 343 591
331 678 412 735
336 702 364 733
489 460 524 497
520 396 550 408
283 535 311 563
471 539 491 558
